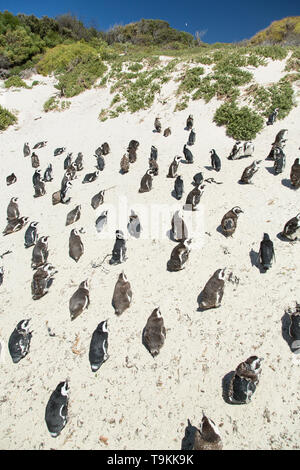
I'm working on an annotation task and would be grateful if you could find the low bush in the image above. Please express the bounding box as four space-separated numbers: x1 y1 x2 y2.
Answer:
213 102 264 140
0 104 17 130
4 75 29 88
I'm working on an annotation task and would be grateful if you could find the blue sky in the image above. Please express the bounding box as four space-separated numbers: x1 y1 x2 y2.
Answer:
1 0 299 43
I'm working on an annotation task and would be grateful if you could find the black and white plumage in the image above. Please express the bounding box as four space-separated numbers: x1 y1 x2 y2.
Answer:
24 221 39 248
240 160 261 184
290 157 300 189
154 117 161 133
95 153 105 171
120 154 130 174
127 211 142 238
33 141 47 149
31 152 40 168
95 210 108 233
43 163 53 182
23 142 30 158
228 356 263 404
273 148 286 175
187 128 196 146
8 319 32 363
127 147 137 163
54 147 66 156
287 303 300 354
150 145 158 161
74 152 83 171
228 141 243 160
3 217 29 236
128 140 139 151
45 381 69 437
149 158 159 176
258 233 275 271
167 239 191 272
193 172 204 186
185 184 205 211
171 210 188 242
91 190 105 209
183 144 194 164
31 236 49 269
95 147 102 157
198 268 227 310
6 173 17 186
33 180 46 198
186 114 193 130
82 171 99 184
243 141 254 157
274 129 288 145
69 229 84 262
69 280 90 321
167 156 181 178
0 266 3 286
60 181 72 204
64 153 73 170
281 213 300 241
66 205 81 226
31 263 57 300
210 149 221 172
221 206 243 237
266 108 279 126
109 230 127 265
143 307 166 358
32 169 42 186
163 127 171 137
139 169 154 192
89 321 109 372
192 413 223 450
7 197 19 221
101 142 110 155
112 272 132 315
174 175 184 200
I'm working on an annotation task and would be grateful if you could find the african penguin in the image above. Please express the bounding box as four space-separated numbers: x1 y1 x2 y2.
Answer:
221 207 243 237
7 197 20 221
45 380 69 437
186 114 193 130
258 233 275 271
23 142 30 158
33 141 47 149
109 230 127 265
228 141 243 160
69 229 84 262
24 221 39 248
183 145 194 164
8 319 32 363
0 266 3 286
95 153 105 171
193 172 204 186
228 356 263 404
60 181 72 204
31 152 40 168
33 180 46 198
31 263 57 300
171 210 188 242
198 268 227 310
266 108 279 126
139 169 154 193
167 239 191 272
143 307 166 358
6 173 17 186
31 236 49 269
243 141 254 157
82 171 99 184
240 160 261 184
89 321 109 372
210 149 221 172
64 153 73 170
290 157 300 189
174 175 184 200
187 128 196 146
127 210 142 238
3 217 29 236
287 303 300 354
193 413 223 450
101 142 110 155
95 210 108 233
120 154 130 174
69 280 90 321
154 117 162 133
112 272 132 315
54 147 66 156
66 205 81 226
150 145 158 161
185 184 205 211
32 169 42 186
91 190 105 209
273 148 286 175
167 156 181 178
281 213 300 241
43 163 53 182
163 127 171 137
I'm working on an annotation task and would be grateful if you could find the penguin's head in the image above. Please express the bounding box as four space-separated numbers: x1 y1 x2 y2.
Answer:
199 413 221 443
11 197 18 203
147 169 154 176
31 221 39 228
246 356 264 372
36 169 41 174
120 271 127 282
152 307 161 318
175 156 181 163
80 279 89 290
44 263 56 276
66 181 72 189
21 217 29 225
76 205 81 211
58 380 69 397
72 229 79 236
232 206 243 215
116 230 125 240
263 233 270 241
217 268 227 280
18 319 31 333
95 171 100 177
210 149 215 154
99 320 108 333
41 236 49 244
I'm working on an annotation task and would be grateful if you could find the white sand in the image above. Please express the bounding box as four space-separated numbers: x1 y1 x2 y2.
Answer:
0 58 299 450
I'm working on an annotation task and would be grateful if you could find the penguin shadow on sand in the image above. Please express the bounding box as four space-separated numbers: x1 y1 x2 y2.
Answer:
222 371 236 404
142 327 153 357
276 232 290 243
181 420 198 450
204 165 214 171
170 189 183 201
249 249 265 273
265 166 275 175
216 225 225 236
281 178 293 189
166 229 177 242
281 311 294 352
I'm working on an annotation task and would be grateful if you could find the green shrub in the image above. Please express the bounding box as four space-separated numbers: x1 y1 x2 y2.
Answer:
128 62 143 72
252 45 288 60
4 75 29 88
178 66 205 93
0 104 17 130
43 96 59 112
251 80 294 119
213 102 264 140
31 80 39 86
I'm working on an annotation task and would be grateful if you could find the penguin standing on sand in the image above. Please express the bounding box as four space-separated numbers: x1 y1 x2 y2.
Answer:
127 210 142 238
101 143 110 155
150 145 158 161
7 197 19 221
31 152 40 169
32 169 41 186
258 233 275 271
33 141 47 149
64 153 73 170
74 152 83 171
91 190 105 209
3 217 29 236
54 147 66 156
139 169 154 193
185 184 205 211
187 129 196 146
198 268 227 310
228 356 263 404
66 205 81 226
171 210 188 242
240 160 261 184
45 381 69 437
186 114 193 130
163 127 171 137
154 117 162 133
109 230 127 265
31 263 57 300
243 141 255 158
8 319 32 363
193 413 223 450
174 175 184 200
69 229 84 262
34 180 46 198
193 172 204 186
143 307 166 358
23 142 30 158
95 153 105 171
43 163 53 182
120 154 130 174
82 170 99 184
167 239 191 272
6 173 17 186
183 145 194 164
149 157 159 176
267 108 279 126
69 280 90 321
95 210 108 233
228 141 243 160
89 321 109 372
60 181 72 204
112 272 132 315
31 236 49 269
286 303 300 354
221 207 243 237
24 221 39 248
0 267 3 287
167 156 181 178
290 157 300 189
210 149 221 172
281 213 300 241
273 148 286 175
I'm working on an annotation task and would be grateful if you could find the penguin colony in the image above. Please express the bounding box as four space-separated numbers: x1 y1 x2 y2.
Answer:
1 108 299 450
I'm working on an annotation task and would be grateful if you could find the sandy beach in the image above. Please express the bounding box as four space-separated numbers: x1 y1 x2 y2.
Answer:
0 56 299 450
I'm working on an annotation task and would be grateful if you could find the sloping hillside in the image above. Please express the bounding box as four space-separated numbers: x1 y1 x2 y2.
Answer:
250 17 300 46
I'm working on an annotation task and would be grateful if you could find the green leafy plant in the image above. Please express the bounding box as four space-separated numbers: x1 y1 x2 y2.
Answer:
0 104 17 130
4 75 29 88
213 102 264 140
